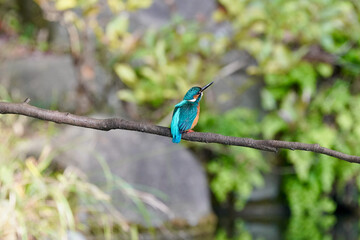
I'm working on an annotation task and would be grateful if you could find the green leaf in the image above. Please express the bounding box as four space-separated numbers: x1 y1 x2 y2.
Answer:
114 63 137 87
107 0 126 12
127 0 152 10
261 113 288 139
210 167 235 202
261 89 277 110
106 15 129 41
316 155 336 193
290 62 316 99
140 67 161 84
318 198 336 213
320 80 350 113
316 63 333 78
55 0 77 10
155 40 167 66
273 44 293 70
218 0 245 15
288 151 313 181
117 89 137 102
336 111 353 132
308 125 336 148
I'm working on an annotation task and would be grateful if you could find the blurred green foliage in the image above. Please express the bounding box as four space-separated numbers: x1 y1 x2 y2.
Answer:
213 0 360 239
199 109 269 209
0 0 19 33
2 0 360 238
115 19 220 111
0 0 50 50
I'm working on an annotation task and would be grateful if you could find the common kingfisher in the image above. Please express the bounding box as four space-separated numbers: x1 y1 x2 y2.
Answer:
171 81 214 143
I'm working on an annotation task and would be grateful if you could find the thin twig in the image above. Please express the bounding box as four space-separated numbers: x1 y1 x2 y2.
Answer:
213 60 247 83
1 101 360 164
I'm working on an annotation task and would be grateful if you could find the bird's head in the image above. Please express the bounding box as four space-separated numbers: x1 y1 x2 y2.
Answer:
183 82 213 103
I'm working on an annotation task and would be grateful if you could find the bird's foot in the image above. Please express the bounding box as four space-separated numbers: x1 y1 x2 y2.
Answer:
186 130 194 133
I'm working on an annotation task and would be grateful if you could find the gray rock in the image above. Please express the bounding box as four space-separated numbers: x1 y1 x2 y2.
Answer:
52 125 212 227
0 53 116 113
209 50 262 113
0 54 77 111
129 0 217 30
50 22 71 52
248 173 280 202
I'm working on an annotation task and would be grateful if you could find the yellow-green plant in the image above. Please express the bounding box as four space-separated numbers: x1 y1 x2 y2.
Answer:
0 115 129 239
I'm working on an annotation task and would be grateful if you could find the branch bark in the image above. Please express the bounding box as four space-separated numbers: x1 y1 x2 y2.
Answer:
1 101 360 164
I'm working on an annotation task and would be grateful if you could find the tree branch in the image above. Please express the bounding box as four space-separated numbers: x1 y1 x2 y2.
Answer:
1 101 360 164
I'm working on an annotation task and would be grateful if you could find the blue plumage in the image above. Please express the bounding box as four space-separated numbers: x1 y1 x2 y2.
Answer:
170 82 213 143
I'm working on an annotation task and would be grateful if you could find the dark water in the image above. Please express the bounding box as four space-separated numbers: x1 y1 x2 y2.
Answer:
207 197 360 240
216 214 360 240
112 214 359 240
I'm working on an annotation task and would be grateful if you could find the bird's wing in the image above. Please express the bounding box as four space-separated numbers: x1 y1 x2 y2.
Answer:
174 100 188 108
171 100 198 133
171 106 181 143
178 103 198 132
171 100 188 143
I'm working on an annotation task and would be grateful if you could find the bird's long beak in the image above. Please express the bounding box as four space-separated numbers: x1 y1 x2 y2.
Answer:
200 81 214 92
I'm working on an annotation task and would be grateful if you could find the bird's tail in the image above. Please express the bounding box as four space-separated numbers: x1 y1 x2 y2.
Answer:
172 132 182 143
171 107 182 143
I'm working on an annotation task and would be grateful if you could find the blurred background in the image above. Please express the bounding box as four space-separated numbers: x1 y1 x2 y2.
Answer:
1 0 360 239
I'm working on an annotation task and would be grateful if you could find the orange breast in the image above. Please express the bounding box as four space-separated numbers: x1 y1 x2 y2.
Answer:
190 104 200 130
